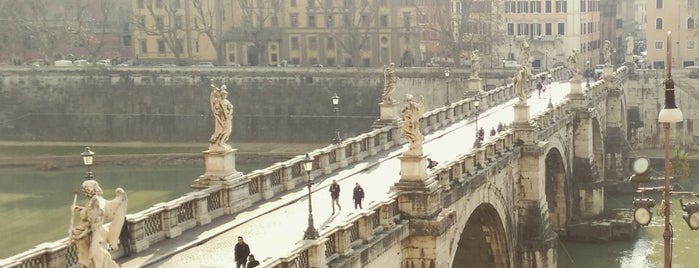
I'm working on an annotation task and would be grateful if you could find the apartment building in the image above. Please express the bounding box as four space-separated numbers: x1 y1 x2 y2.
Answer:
646 0 699 68
503 0 602 72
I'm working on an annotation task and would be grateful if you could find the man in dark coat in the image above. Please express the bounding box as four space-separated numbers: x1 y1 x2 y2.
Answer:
234 236 251 268
353 183 365 209
330 180 341 214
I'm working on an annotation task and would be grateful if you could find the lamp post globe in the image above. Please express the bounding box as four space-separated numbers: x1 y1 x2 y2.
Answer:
331 93 341 144
302 154 319 240
81 147 95 180
444 68 451 105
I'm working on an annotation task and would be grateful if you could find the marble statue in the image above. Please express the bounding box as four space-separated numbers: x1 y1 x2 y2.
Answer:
209 80 233 151
382 63 398 103
470 50 481 78
626 34 634 55
70 179 127 268
603 40 612 66
513 65 528 103
521 39 530 66
401 94 425 156
568 48 580 77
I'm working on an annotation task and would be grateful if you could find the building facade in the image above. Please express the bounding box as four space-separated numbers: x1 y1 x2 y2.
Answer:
502 0 602 72
646 0 699 68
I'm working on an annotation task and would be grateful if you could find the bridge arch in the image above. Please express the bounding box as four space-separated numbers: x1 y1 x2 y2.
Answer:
545 147 568 229
452 203 510 268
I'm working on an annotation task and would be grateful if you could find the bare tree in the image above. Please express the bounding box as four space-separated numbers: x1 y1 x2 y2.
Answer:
133 0 187 64
74 0 119 62
327 0 380 67
415 0 504 67
232 0 283 66
192 0 224 65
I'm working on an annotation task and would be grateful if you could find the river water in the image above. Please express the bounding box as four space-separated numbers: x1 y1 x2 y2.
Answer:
3 164 699 266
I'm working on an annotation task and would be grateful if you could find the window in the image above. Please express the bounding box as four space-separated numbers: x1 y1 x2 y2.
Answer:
381 15 388 27
139 39 147 53
291 0 296 7
656 0 663 8
507 23 514 35
361 15 370 27
308 15 316 27
171 0 180 9
122 35 131 46
157 39 165 53
581 0 586 12
655 41 663 49
156 0 163 8
290 13 299 27
653 61 664 69
532 23 541 37
137 16 146 28
545 1 551 12
327 58 335 67
175 15 183 30
291 37 299 50
176 39 183 53
326 15 334 28
555 0 566 12
506 1 516 12
517 1 528 13
327 37 335 50
689 18 695 29
137 0 144 8
343 14 351 27
530 1 541 13
155 16 164 30
689 40 696 49
545 23 552 35
403 12 411 28
557 23 565 35
308 0 314 8
656 18 663 29
308 36 317 50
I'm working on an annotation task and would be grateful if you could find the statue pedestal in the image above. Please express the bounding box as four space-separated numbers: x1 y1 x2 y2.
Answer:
625 55 634 64
373 101 399 128
466 77 482 95
398 154 428 182
513 102 530 125
569 77 583 95
192 148 243 189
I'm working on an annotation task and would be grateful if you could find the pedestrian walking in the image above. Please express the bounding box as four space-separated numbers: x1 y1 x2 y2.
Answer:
536 81 543 98
329 180 341 214
234 236 251 268
247 254 260 268
490 127 496 137
353 183 365 209
427 158 439 169
497 122 504 133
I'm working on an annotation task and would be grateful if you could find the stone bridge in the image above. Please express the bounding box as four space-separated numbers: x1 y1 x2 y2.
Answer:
0 65 631 268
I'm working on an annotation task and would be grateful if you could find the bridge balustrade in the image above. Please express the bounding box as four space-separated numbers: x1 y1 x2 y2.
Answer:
3 69 574 268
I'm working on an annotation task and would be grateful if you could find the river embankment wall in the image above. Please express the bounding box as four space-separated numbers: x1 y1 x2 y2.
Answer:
0 67 471 142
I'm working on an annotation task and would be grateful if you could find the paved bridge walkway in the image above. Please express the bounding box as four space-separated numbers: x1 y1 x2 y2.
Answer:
118 81 575 268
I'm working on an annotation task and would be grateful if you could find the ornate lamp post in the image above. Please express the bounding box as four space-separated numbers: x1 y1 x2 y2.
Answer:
81 147 95 180
444 68 451 106
331 93 341 144
502 58 506 86
657 31 683 268
547 72 553 109
302 154 319 240
545 48 548 70
473 97 481 148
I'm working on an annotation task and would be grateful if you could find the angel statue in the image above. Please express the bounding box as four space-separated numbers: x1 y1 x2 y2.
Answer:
603 40 612 66
209 80 234 151
513 65 529 103
625 34 634 56
470 50 481 78
568 48 580 78
521 39 531 66
382 63 398 103
401 94 425 156
70 179 127 268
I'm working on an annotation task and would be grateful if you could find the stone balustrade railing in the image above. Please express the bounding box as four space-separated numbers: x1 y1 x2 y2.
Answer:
0 67 569 268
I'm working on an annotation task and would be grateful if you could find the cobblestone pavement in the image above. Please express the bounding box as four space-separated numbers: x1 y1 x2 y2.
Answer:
127 81 574 268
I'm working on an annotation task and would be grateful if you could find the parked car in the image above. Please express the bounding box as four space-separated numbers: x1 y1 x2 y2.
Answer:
54 60 73 67
117 60 133 67
192 62 215 67
96 60 112 66
73 60 90 66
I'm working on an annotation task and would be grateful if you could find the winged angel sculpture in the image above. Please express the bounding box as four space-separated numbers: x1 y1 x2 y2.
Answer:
70 180 128 268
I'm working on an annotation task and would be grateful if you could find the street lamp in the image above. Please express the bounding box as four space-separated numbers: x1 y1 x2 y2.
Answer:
302 154 319 240
657 31 683 268
545 48 548 70
331 93 341 144
502 58 507 86
444 68 451 106
547 72 553 109
473 97 481 148
586 60 591 88
81 147 95 180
